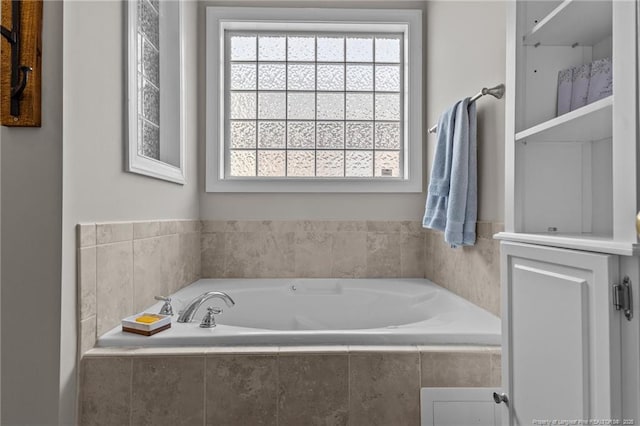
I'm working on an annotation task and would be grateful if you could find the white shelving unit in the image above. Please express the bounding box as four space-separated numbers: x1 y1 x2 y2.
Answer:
497 3 640 424
523 0 612 47
515 95 612 142
498 0 639 254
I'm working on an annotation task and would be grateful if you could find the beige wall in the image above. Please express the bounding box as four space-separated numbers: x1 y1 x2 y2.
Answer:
198 1 506 222
1 1 64 423
59 1 201 424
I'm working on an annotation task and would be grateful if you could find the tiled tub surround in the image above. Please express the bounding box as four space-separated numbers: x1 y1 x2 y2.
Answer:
201 220 502 316
77 220 201 356
79 345 501 426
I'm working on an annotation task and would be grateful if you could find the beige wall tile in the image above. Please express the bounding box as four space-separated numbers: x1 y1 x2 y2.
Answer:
178 232 201 290
159 220 178 235
224 232 295 278
201 220 226 233
79 316 97 356
206 355 277 426
400 221 423 234
490 353 502 388
133 236 178 313
278 354 349 426
367 221 401 233
349 353 421 426
331 232 366 278
296 220 332 233
366 232 401 277
78 224 97 248
476 221 493 239
96 241 134 336
96 222 133 245
421 351 493 387
201 232 225 278
177 219 201 234
426 232 500 316
78 247 97 320
131 357 205 426
133 221 161 239
295 232 332 277
400 232 425 278
424 231 434 280
333 221 367 232
492 222 505 234
225 220 296 233
79 357 132 426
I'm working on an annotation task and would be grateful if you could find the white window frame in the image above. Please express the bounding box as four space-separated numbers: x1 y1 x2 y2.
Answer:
206 7 422 193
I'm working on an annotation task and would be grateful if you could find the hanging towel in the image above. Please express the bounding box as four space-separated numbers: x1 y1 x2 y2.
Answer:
423 98 477 247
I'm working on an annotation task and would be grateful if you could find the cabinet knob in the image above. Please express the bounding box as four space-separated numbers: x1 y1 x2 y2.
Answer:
493 392 509 404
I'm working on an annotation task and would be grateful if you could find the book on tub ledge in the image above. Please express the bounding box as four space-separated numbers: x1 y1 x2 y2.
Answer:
122 313 172 336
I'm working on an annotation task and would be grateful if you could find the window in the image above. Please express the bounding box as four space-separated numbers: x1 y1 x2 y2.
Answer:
126 0 185 184
206 7 422 192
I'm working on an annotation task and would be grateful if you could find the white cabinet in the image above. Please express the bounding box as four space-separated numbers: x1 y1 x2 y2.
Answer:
499 0 639 256
500 241 622 424
497 1 640 423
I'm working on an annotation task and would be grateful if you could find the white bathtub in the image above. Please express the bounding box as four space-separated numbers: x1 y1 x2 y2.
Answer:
98 278 501 347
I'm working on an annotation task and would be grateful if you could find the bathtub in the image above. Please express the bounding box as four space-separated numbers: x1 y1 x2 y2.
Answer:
98 278 501 347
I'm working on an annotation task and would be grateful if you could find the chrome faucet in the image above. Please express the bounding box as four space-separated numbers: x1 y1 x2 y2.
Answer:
177 291 235 323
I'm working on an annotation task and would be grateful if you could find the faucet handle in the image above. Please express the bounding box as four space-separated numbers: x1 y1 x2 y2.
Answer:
200 307 222 328
154 295 173 316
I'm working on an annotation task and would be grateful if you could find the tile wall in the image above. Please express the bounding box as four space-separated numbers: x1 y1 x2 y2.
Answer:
200 220 502 316
77 220 201 356
79 345 501 426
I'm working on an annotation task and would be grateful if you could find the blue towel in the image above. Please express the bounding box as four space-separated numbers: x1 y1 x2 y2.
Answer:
423 98 477 247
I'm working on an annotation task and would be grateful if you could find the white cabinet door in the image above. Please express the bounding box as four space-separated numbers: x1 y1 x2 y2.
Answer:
500 242 622 425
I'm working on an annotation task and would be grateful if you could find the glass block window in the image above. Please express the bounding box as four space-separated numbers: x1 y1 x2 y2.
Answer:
225 32 404 179
137 0 161 160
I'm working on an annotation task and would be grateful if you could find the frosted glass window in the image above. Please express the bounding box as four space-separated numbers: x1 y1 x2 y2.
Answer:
230 35 256 61
375 65 400 92
288 37 315 61
317 37 344 62
258 36 286 61
287 93 315 120
287 150 315 177
346 65 373 91
258 121 286 148
230 92 256 119
375 37 401 63
230 150 256 176
230 64 257 90
258 92 286 119
230 121 256 148
288 64 315 91
317 151 345 177
225 31 403 179
258 64 286 90
258 150 286 176
346 37 373 62
317 65 344 91
317 93 345 120
317 122 344 149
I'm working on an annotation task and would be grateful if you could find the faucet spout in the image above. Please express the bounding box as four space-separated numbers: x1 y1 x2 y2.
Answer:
177 291 235 323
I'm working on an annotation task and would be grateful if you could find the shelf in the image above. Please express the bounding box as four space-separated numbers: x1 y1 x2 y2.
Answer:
515 96 612 142
494 232 639 256
523 0 612 47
